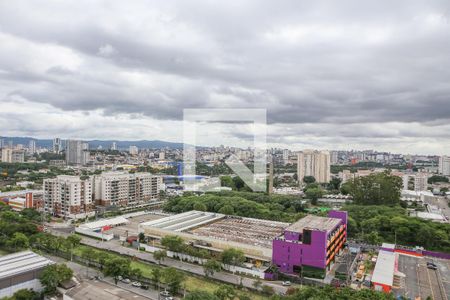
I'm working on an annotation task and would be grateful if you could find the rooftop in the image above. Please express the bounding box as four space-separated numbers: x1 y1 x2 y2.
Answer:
0 251 54 280
285 215 341 233
371 250 396 286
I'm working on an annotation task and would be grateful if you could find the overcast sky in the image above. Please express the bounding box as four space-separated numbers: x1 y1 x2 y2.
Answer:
1 1 450 154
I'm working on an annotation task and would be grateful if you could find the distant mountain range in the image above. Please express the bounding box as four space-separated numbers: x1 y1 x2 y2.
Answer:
0 136 185 150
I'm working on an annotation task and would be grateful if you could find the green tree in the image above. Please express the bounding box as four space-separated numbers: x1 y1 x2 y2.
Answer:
214 285 236 300
10 288 41 300
103 257 131 285
303 176 316 184
203 259 222 277
220 248 245 269
66 234 81 261
153 250 167 264
347 171 402 206
193 202 207 211
138 232 146 243
161 235 185 252
218 205 234 215
305 187 324 205
39 264 73 294
162 267 185 294
8 232 29 250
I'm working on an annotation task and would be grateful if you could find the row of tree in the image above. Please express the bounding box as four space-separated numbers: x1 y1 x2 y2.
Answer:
164 191 305 222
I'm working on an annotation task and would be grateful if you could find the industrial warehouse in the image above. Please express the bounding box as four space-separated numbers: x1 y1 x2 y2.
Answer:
140 210 289 262
140 210 348 276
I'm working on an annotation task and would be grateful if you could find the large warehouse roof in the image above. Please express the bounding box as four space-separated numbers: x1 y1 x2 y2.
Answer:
0 251 54 280
141 211 225 232
79 216 130 230
371 250 396 287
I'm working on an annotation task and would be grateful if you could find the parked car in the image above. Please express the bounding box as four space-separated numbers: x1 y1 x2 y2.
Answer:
282 281 291 286
426 262 437 267
427 264 438 270
131 281 141 287
121 278 131 284
160 291 171 297
140 285 149 290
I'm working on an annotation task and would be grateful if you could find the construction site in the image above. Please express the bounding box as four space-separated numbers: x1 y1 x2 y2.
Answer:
139 210 289 262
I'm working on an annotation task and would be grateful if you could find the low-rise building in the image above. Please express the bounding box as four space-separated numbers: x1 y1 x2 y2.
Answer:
0 251 54 298
272 211 347 277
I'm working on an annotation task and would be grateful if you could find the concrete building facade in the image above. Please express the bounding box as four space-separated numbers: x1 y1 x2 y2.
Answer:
297 150 331 183
65 140 89 165
272 211 347 276
439 155 450 176
94 172 161 207
43 175 94 219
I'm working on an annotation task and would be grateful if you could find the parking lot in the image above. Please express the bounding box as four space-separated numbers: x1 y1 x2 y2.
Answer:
397 254 450 300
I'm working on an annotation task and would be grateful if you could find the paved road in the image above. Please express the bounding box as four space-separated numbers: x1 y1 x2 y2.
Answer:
48 254 163 299
397 254 449 300
49 228 288 295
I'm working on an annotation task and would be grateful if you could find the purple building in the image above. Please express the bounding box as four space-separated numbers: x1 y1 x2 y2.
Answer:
272 210 347 276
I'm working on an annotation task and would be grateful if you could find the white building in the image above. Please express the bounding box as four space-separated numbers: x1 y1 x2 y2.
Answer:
1 148 25 163
129 145 138 155
0 251 54 298
94 172 161 207
111 142 117 151
66 140 89 165
158 152 165 160
439 155 450 176
297 150 331 183
43 175 94 219
403 173 428 192
28 140 36 154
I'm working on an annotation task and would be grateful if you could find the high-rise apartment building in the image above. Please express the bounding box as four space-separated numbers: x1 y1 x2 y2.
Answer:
297 150 331 183
43 175 94 219
439 155 450 176
28 140 36 154
1 148 25 163
414 173 428 192
129 145 138 155
94 172 161 207
53 138 62 154
66 140 89 165
111 142 117 151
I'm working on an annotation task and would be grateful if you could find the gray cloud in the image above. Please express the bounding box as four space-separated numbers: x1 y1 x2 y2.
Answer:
1 0 450 153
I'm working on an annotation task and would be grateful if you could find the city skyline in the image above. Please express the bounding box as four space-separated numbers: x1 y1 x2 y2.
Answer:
1 1 450 154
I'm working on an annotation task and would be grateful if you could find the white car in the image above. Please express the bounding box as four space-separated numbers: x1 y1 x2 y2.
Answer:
282 281 291 286
132 281 141 287
121 278 131 284
160 290 171 297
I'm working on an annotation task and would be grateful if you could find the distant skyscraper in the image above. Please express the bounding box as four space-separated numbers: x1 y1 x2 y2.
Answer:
129 145 138 155
53 138 62 154
111 142 117 151
0 138 4 149
439 156 450 176
28 140 36 154
297 150 331 184
66 140 89 165
159 152 165 160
